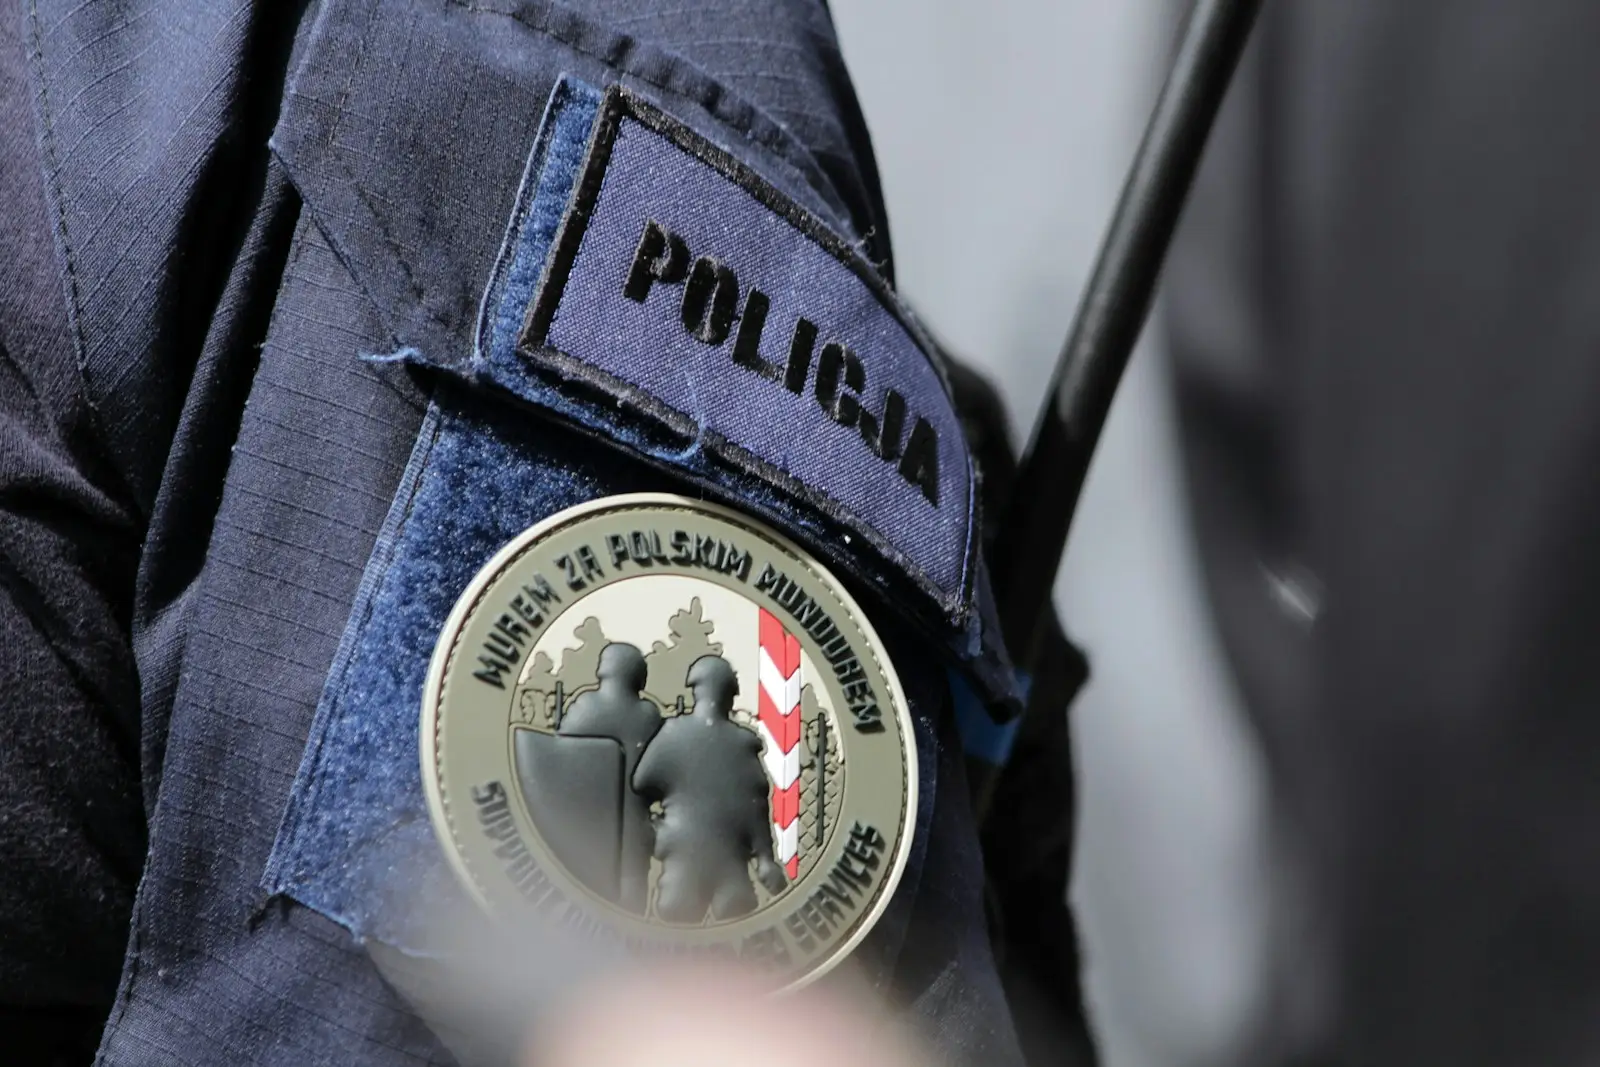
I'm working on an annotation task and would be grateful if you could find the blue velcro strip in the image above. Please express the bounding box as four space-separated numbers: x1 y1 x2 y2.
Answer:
263 79 950 953
262 393 623 947
951 669 1023 767
481 76 602 383
483 82 976 618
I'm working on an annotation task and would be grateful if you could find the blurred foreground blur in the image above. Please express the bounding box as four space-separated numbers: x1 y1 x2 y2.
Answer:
527 964 929 1067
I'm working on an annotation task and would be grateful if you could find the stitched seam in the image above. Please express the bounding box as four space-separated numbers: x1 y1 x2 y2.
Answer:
444 0 846 218
27 0 117 507
299 0 856 343
304 0 455 334
31 5 144 1054
344 169 452 329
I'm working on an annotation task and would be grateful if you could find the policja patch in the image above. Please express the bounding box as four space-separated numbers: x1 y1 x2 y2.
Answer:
422 493 916 987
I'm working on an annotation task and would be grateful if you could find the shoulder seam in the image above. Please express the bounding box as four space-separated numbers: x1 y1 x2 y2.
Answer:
443 0 856 232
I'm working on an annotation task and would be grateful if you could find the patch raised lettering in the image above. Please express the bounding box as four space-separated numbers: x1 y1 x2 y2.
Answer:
423 494 916 988
512 84 974 614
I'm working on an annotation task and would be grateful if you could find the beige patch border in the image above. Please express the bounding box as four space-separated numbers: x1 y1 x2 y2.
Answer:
420 493 917 990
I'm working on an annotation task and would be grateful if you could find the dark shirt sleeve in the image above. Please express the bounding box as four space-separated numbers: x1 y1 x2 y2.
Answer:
0 0 147 1058
1169 5 1600 1065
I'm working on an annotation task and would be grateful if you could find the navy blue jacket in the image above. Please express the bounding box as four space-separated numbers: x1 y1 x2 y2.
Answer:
0 1 1092 1064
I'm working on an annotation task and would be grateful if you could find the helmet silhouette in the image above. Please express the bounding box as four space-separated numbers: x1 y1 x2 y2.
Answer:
685 654 738 710
596 642 648 693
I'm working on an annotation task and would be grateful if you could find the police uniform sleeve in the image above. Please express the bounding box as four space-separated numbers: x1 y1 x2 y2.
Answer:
15 0 1095 1063
0 1 147 1060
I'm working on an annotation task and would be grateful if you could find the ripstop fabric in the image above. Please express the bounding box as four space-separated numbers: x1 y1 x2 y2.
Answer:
7 0 1034 1064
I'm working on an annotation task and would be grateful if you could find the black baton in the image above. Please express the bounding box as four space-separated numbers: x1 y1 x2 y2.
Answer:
993 0 1264 668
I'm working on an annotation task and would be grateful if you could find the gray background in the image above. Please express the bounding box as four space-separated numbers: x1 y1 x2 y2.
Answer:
828 4 1270 1065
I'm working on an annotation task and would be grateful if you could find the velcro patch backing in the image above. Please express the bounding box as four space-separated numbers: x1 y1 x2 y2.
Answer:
493 81 976 617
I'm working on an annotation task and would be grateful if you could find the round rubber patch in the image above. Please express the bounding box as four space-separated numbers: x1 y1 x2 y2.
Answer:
422 493 916 987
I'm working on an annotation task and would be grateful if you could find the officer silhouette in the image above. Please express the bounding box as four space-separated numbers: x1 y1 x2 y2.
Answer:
633 655 789 922
557 642 663 913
